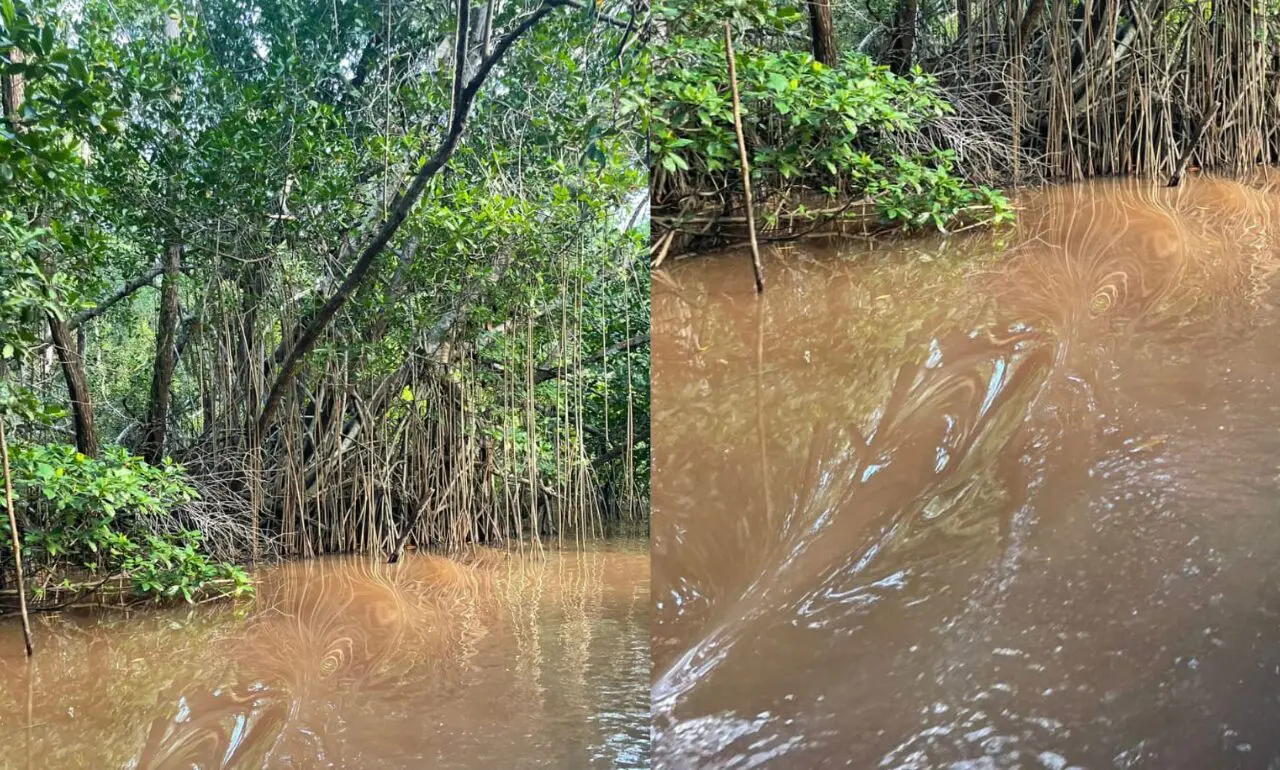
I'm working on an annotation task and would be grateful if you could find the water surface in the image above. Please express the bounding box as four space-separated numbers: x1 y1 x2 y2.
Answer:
653 176 1280 768
0 542 649 769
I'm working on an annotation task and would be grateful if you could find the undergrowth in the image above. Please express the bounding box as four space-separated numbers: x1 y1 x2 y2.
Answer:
649 0 1013 235
3 443 251 604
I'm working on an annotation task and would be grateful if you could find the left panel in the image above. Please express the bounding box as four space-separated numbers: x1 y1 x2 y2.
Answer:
0 0 650 765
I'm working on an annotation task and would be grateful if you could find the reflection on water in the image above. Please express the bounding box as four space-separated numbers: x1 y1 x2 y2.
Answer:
653 175 1280 768
0 542 649 769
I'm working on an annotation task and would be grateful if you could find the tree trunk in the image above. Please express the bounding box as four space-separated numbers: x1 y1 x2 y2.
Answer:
1019 0 1046 43
140 241 182 464
35 236 99 458
7 48 98 458
2 49 24 128
805 0 838 66
888 0 918 74
46 310 100 457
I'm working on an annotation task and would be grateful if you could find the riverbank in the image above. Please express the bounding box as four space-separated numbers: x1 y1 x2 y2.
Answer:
0 522 650 622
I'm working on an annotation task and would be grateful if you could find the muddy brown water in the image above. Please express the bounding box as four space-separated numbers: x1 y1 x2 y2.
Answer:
0 542 648 769
653 176 1280 769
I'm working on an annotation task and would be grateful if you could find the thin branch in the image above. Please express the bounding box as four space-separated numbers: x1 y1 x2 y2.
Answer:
69 263 163 330
591 421 649 468
534 332 649 383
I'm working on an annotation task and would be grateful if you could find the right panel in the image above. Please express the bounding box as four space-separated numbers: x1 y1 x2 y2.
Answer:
651 0 1280 766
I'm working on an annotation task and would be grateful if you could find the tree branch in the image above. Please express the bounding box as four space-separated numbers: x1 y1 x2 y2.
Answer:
534 333 648 383
254 0 563 437
591 421 649 468
553 0 631 29
68 263 163 330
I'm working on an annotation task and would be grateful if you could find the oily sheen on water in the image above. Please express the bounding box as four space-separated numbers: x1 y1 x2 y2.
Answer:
653 175 1280 769
0 544 649 769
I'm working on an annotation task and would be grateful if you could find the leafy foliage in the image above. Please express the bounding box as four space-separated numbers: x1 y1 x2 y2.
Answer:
0 0 114 425
649 0 1012 232
3 443 250 601
114 531 251 602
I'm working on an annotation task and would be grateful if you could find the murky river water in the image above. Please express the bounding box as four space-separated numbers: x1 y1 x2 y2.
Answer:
0 542 648 769
653 176 1280 768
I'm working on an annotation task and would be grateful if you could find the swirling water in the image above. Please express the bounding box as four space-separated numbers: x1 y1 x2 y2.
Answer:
0 542 649 769
653 176 1280 769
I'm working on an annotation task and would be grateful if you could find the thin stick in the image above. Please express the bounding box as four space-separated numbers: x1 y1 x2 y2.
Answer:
0 416 34 656
723 23 764 293
1168 100 1220 187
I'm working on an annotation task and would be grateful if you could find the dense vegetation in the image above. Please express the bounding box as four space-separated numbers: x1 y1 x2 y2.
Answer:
822 0 1280 183
650 0 1013 248
652 0 1280 250
1 0 647 614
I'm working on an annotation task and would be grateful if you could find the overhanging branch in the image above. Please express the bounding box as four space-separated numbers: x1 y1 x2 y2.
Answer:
591 421 649 468
254 0 565 437
534 333 649 383
68 263 163 330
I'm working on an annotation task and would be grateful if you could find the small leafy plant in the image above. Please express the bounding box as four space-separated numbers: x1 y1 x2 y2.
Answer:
113 531 251 602
3 443 251 602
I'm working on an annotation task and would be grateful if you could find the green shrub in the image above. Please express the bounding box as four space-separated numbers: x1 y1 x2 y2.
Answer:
3 443 251 602
650 7 1013 232
112 531 251 603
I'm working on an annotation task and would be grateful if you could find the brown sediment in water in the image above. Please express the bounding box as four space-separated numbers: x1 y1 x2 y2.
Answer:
653 175 1280 768
0 543 649 769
